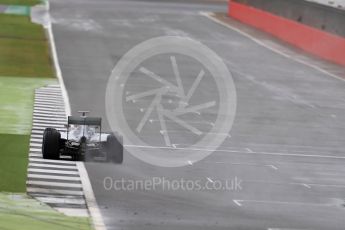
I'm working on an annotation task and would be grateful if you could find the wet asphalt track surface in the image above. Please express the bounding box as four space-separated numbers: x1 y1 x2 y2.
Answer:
50 0 345 229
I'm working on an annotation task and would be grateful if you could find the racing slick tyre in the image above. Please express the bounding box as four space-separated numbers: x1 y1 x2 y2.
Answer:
106 133 123 164
42 128 61 160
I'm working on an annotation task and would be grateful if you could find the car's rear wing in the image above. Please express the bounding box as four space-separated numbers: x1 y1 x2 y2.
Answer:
68 116 102 126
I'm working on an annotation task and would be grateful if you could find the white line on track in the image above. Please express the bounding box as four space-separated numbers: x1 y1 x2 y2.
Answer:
233 199 332 207
125 144 345 160
200 12 345 83
77 162 106 230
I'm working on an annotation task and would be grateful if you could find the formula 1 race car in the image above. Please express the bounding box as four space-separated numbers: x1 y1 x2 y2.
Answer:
42 111 123 163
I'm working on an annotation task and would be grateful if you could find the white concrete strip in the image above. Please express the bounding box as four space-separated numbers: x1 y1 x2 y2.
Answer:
35 92 62 96
29 153 42 157
35 90 62 94
36 197 85 205
34 104 61 109
77 162 106 230
33 119 66 124
27 180 82 188
28 168 79 175
33 107 65 113
33 113 65 118
28 173 81 181
33 123 64 128
34 102 65 107
30 134 43 139
33 110 65 115
36 89 62 93
31 130 44 135
29 163 77 169
29 158 75 165
30 143 42 148
35 98 64 104
54 208 89 217
201 12 345 83
27 187 83 196
30 138 42 143
29 147 41 152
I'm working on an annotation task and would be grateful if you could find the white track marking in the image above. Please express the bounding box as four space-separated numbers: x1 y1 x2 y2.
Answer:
35 197 85 205
307 183 345 188
200 12 345 83
27 187 84 196
246 148 253 153
206 177 214 183
54 208 89 217
233 200 242 207
233 199 333 207
27 180 82 188
77 162 107 230
124 144 345 160
302 184 311 189
28 174 81 181
28 168 79 175
29 163 77 169
267 165 278 170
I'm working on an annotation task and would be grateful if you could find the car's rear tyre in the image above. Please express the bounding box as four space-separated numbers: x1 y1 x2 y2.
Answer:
42 128 61 160
106 133 123 164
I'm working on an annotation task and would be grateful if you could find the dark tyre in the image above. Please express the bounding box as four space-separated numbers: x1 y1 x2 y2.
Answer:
42 128 61 160
106 133 123 164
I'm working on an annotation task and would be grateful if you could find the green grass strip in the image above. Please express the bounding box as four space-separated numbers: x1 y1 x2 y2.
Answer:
0 0 41 6
0 193 93 230
0 76 57 135
0 14 55 78
0 134 29 192
4 5 30 16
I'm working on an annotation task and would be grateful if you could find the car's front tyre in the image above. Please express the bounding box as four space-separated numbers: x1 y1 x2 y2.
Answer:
42 128 61 160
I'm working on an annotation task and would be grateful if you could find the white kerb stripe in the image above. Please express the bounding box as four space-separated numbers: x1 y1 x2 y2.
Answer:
29 163 77 169
27 187 84 196
28 168 79 175
35 197 85 205
27 180 82 188
28 174 80 181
